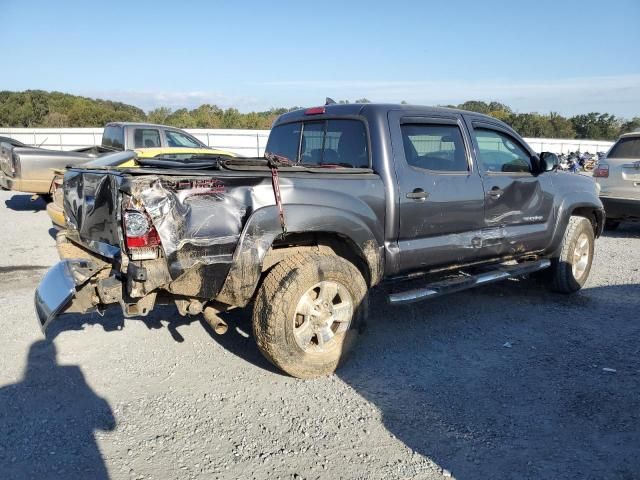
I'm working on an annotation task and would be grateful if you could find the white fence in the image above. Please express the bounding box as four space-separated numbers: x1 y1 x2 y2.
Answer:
523 137 613 155
0 127 614 156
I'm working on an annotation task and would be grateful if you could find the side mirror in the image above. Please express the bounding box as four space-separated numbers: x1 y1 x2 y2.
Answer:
539 152 559 173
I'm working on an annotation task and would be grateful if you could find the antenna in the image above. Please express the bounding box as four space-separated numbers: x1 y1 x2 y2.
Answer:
325 97 336 106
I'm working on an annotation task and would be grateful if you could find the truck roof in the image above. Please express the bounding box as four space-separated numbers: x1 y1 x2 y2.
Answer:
274 103 509 129
104 122 184 129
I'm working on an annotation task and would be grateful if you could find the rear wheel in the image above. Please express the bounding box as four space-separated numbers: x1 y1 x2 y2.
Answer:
548 216 595 293
253 253 368 379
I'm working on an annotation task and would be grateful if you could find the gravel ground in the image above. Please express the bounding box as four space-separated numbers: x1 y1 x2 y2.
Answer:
0 189 639 480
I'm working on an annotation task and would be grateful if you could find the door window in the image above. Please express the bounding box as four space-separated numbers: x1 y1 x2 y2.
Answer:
473 128 531 173
400 123 468 171
134 129 161 148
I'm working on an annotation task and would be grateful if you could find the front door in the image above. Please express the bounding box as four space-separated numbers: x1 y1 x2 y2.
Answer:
389 112 486 273
468 122 555 256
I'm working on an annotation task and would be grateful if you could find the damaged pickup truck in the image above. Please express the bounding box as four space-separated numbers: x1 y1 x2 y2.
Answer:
36 104 604 378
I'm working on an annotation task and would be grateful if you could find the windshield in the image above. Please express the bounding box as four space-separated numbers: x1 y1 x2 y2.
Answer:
166 130 206 148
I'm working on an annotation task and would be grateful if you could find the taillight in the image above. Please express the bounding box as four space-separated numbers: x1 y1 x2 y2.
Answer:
123 210 161 260
593 163 609 178
304 106 325 115
10 151 19 175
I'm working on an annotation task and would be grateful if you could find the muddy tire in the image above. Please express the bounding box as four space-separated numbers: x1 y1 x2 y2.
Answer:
548 216 595 293
604 219 620 231
252 253 368 379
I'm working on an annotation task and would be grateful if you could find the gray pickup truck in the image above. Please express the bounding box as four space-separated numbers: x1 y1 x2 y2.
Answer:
36 104 604 378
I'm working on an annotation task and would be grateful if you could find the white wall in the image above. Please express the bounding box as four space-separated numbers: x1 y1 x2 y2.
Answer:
522 137 613 154
0 127 614 156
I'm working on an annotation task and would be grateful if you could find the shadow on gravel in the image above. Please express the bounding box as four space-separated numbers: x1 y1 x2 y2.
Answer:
45 305 197 343
209 308 285 376
4 194 47 212
601 222 640 239
337 281 640 480
45 305 283 375
0 340 115 480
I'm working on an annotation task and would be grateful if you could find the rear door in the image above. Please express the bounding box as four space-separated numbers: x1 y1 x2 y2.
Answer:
468 120 555 256
389 111 486 272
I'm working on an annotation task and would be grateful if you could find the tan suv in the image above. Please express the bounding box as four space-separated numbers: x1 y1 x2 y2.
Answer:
594 131 640 229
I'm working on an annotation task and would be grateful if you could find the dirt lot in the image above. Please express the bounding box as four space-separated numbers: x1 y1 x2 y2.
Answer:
0 189 639 480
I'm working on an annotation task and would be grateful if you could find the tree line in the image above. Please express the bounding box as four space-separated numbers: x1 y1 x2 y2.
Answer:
1 90 638 140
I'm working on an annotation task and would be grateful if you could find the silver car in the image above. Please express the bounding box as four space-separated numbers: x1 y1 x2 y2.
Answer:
594 131 640 229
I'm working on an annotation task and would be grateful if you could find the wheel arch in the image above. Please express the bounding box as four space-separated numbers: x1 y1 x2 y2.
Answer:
215 205 383 307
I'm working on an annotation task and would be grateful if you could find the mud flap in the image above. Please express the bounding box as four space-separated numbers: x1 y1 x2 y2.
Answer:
34 259 103 332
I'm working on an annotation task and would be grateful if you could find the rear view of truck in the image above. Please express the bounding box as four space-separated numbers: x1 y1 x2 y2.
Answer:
35 136 385 379
37 164 263 327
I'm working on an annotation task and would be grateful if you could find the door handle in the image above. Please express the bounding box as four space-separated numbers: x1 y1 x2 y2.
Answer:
406 188 429 200
487 186 503 198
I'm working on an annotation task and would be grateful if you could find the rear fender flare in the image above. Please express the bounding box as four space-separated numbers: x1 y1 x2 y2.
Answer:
215 205 383 307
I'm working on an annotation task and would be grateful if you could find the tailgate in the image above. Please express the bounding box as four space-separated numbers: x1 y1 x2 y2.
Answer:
63 169 123 257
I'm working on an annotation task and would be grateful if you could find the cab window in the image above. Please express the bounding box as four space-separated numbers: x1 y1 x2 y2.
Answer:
300 119 369 167
265 119 369 168
265 122 301 162
134 129 161 148
102 126 124 150
473 128 531 173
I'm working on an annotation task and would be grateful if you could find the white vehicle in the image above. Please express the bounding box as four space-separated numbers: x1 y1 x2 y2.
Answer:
593 131 640 229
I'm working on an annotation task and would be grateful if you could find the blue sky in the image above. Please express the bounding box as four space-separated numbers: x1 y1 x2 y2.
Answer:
2 0 639 117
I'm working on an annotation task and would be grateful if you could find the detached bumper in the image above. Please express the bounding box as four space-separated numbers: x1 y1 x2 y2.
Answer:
34 259 104 332
46 201 66 228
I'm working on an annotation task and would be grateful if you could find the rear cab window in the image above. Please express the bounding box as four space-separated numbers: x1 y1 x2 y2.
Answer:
608 136 640 158
102 126 124 150
266 119 369 168
134 129 161 148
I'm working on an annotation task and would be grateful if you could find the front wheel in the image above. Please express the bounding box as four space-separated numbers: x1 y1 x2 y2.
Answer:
548 216 595 293
253 253 368 379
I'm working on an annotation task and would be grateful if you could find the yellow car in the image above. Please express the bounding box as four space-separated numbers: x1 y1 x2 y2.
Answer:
47 147 235 228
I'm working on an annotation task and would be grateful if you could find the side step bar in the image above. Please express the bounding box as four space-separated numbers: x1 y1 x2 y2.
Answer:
388 259 551 305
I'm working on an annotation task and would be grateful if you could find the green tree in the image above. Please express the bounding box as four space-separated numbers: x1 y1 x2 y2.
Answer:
147 107 171 125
